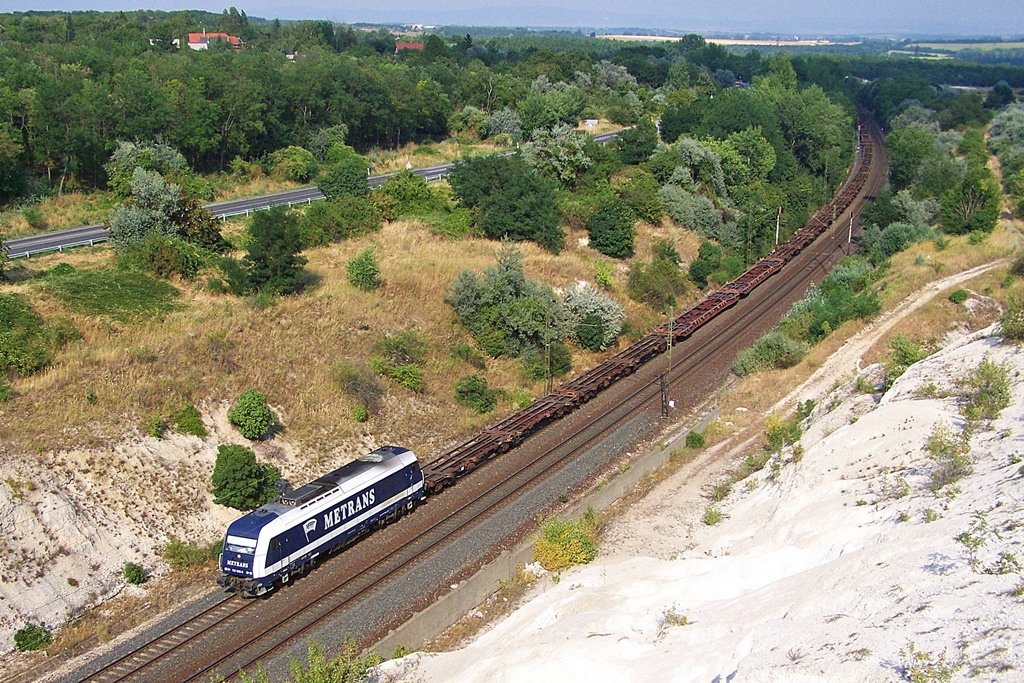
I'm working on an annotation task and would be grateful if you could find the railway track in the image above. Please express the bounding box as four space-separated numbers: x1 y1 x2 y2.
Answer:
58 119 887 683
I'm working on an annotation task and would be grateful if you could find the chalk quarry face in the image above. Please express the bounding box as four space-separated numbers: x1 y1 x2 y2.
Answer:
0 401 306 656
377 324 1024 682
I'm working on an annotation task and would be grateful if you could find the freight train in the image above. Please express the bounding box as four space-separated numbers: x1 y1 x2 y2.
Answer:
219 122 876 596
420 122 875 493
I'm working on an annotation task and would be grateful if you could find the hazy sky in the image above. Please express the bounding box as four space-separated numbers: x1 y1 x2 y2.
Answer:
5 0 1023 36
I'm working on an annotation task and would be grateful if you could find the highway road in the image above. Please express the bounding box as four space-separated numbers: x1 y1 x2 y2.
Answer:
3 131 620 259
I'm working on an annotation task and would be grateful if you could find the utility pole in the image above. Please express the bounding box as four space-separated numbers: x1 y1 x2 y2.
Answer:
545 307 552 394
746 201 753 266
662 305 673 419
775 206 782 247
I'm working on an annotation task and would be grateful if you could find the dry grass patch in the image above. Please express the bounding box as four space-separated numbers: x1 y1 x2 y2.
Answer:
0 192 119 239
49 566 218 656
2 219 654 464
861 263 1020 367
874 228 1016 311
368 139 503 174
209 176 302 202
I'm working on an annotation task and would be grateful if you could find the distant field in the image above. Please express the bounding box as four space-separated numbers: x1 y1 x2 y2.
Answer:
598 34 861 47
909 41 1024 51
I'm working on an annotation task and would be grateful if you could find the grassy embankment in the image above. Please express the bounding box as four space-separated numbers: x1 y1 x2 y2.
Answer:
0 204 687 466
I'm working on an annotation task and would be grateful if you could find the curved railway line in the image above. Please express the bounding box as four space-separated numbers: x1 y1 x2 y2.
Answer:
56 118 887 683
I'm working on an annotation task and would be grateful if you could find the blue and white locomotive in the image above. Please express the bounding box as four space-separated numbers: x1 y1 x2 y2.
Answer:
218 445 425 597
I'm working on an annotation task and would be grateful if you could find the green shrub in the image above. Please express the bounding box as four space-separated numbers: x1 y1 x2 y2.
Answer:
685 430 706 449
351 404 368 422
369 331 426 391
613 167 664 224
948 288 969 304
689 240 722 289
884 335 931 389
795 399 816 420
0 293 53 376
146 413 168 438
1000 294 1024 341
269 145 318 182
287 641 384 683
21 205 47 230
736 451 771 479
1011 251 1024 278
120 234 203 280
374 330 426 366
318 155 369 198
228 390 276 440
333 361 384 413
594 260 613 289
702 504 723 525
710 481 732 501
733 331 808 377
48 262 76 277
455 374 498 413
765 413 802 453
777 257 880 344
387 364 424 392
238 208 307 296
958 356 1011 423
347 246 381 291
532 508 600 571
174 403 208 437
299 196 382 247
574 312 607 352
925 422 972 493
521 343 573 382
162 535 219 571
586 197 636 258
431 208 477 240
13 623 51 652
211 443 281 510
123 562 147 585
627 258 688 312
0 378 13 403
377 170 451 216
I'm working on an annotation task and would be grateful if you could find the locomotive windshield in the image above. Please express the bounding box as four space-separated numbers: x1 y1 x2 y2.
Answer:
224 535 256 554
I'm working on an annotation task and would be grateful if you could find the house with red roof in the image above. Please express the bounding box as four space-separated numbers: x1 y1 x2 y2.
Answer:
187 30 242 51
395 41 424 53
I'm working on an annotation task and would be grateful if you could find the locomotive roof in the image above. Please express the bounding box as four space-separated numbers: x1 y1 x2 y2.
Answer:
223 446 415 540
280 445 412 507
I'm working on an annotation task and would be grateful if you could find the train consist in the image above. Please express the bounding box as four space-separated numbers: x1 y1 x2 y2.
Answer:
421 123 875 494
219 124 875 595
219 446 425 596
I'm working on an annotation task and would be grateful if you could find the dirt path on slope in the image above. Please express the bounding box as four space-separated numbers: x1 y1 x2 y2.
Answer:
770 258 1010 414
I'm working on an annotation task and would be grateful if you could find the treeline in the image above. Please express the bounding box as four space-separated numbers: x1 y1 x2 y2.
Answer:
0 8 844 207
843 54 1024 88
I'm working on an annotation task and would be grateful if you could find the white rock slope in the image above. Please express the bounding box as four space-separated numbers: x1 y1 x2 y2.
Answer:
381 325 1024 682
